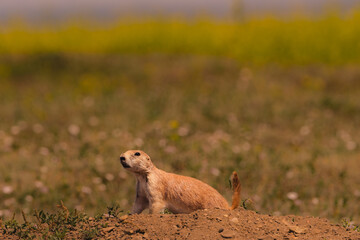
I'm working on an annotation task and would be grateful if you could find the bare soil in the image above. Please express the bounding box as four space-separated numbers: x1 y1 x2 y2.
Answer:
3 208 358 240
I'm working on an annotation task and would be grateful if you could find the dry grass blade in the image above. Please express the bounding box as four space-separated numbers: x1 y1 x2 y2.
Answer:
21 210 28 224
56 200 69 221
34 210 41 225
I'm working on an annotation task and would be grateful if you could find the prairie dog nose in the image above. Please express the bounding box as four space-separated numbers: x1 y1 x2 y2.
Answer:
120 156 126 161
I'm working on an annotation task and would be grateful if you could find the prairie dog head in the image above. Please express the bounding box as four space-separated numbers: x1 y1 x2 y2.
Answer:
119 150 154 173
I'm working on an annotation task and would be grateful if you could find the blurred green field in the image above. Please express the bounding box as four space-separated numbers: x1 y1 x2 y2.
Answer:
1 10 360 64
0 11 360 227
0 55 359 225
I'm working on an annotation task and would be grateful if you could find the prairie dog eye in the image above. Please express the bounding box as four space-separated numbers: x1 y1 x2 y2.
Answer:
134 152 141 156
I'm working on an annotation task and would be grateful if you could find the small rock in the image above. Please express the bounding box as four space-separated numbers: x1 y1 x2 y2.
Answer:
124 230 134 235
224 214 229 217
230 217 239 223
282 219 306 234
288 225 305 234
220 230 236 238
119 215 129 221
102 227 115 232
88 217 94 221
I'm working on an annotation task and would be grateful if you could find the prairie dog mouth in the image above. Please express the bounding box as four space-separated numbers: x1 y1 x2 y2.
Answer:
120 157 131 168
121 161 131 168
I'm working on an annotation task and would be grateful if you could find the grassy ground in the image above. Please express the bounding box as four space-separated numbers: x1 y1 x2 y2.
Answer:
0 54 359 226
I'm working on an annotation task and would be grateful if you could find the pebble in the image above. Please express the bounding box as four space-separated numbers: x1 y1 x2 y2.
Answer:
220 230 236 238
230 217 239 223
119 215 129 221
102 227 115 232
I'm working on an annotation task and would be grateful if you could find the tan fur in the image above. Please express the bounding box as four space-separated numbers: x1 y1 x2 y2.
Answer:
120 150 241 214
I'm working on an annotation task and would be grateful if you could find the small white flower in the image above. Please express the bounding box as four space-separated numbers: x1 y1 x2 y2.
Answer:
0 209 11 217
35 181 44 188
40 186 49 193
95 156 103 165
105 173 114 181
32 124 44 134
210 168 220 177
311 197 319 205
68 124 80 136
178 127 189 137
25 195 33 202
164 146 177 154
2 185 13 194
158 139 167 147
81 186 92 194
39 147 49 156
287 192 298 200
232 146 241 154
354 190 360 197
338 130 351 141
134 138 143 147
346 141 356 151
299 126 311 136
294 199 302 206
92 177 102 184
3 136 14 148
11 126 21 135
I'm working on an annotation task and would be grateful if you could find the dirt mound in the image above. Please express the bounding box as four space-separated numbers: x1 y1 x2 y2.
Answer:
2 208 360 239
62 209 360 239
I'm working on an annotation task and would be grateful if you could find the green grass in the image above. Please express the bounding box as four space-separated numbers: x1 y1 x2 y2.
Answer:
0 55 359 226
1 10 360 64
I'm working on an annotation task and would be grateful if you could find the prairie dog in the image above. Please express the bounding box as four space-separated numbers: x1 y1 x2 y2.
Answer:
119 150 241 214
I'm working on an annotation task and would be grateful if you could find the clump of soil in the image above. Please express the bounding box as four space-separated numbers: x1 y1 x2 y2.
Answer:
2 208 360 239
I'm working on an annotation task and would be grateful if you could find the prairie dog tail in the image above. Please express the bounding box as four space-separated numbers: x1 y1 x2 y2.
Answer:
230 171 241 210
